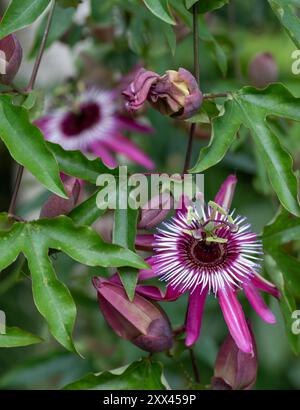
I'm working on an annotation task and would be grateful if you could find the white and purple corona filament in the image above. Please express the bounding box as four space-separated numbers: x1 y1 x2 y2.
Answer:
153 202 263 295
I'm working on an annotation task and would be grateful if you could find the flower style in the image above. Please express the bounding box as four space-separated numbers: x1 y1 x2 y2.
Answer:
36 88 155 169
123 67 202 119
147 175 279 354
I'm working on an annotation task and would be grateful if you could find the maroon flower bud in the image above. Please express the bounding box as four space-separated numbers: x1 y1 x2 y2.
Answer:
212 322 257 390
93 277 173 353
248 52 278 88
0 33 22 85
40 176 82 218
122 67 202 120
138 192 173 230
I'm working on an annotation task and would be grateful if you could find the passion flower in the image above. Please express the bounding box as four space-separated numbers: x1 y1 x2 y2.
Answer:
150 175 279 354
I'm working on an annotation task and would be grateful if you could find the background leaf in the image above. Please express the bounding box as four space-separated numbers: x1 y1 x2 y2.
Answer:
143 0 176 25
190 85 300 216
47 142 117 184
169 1 228 75
263 208 300 354
268 0 300 48
263 208 300 298
28 5 75 59
113 187 139 300
0 96 66 198
0 0 51 39
186 0 229 13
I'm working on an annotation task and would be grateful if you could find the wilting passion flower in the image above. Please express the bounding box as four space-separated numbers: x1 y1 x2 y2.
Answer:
151 175 279 354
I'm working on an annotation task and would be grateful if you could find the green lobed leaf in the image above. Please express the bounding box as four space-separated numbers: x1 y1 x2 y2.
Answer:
0 0 51 39
63 358 167 390
0 96 66 198
143 0 176 25
0 327 43 348
268 0 300 49
28 5 75 59
47 142 117 184
190 85 300 217
23 234 78 353
0 213 148 351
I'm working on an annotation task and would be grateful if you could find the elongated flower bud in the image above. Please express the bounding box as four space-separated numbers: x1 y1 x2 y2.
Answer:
40 176 82 218
93 277 173 353
123 67 202 119
248 52 278 88
0 33 22 84
212 322 257 390
138 192 173 230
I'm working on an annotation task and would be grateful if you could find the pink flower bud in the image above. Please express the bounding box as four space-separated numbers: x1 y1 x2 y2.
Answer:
122 67 202 119
138 192 173 230
40 176 82 218
248 52 278 88
0 33 22 84
93 277 173 353
212 322 257 390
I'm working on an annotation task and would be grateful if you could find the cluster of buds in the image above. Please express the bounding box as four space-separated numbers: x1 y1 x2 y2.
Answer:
0 30 22 85
123 67 202 120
